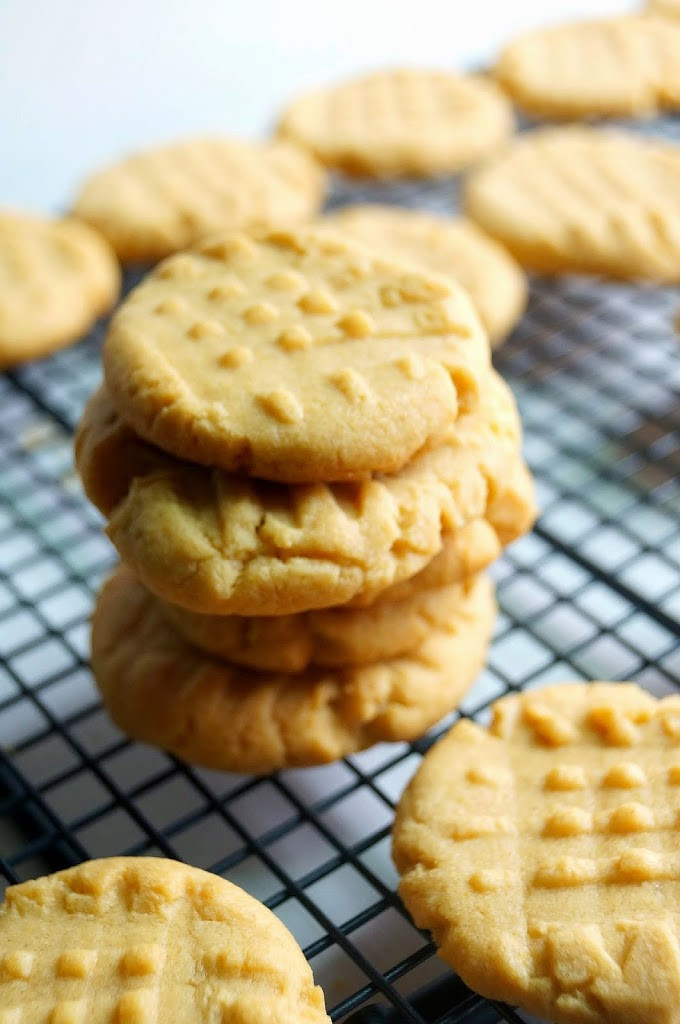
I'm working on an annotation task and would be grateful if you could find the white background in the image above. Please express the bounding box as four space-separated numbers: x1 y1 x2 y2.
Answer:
2 0 635 211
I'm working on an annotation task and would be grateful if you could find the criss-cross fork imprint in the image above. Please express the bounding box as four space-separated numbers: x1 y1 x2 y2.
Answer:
394 683 680 1024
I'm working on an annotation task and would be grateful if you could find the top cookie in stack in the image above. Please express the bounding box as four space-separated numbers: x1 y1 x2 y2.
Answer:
101 226 490 482
77 225 536 773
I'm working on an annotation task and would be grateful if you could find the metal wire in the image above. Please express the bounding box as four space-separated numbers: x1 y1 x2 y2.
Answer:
1 119 679 1023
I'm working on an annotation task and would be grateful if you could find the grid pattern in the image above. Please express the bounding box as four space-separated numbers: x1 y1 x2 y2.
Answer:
1 122 679 1024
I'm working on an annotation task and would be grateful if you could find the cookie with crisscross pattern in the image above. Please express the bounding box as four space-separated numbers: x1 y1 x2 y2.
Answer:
102 226 490 482
394 682 680 1024
0 210 119 368
495 15 680 119
464 127 680 280
92 567 495 773
72 137 325 263
277 69 513 178
321 205 526 345
75 371 534 615
0 857 329 1023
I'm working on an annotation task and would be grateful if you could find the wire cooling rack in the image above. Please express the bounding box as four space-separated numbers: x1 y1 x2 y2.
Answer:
1 122 680 1024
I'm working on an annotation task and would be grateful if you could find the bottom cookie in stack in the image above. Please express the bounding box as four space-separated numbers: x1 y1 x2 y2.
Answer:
92 566 495 775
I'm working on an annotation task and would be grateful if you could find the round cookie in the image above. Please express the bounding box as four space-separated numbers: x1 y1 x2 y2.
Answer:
75 375 535 615
74 382 504 606
72 137 326 264
495 15 680 119
74 385 509 609
393 682 680 1024
102 226 490 483
322 205 526 345
0 210 120 369
92 567 495 774
277 69 514 178
464 126 680 281
0 856 329 1023
162 577 481 672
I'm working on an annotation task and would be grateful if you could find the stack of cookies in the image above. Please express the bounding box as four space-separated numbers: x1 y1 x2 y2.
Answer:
75 226 536 775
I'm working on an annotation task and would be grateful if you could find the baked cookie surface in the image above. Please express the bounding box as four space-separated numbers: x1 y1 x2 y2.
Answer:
0 210 119 368
0 856 329 1022
72 137 325 263
162 577 480 671
394 682 680 1024
102 227 490 482
92 567 495 773
648 0 680 17
278 69 513 178
75 375 534 615
73 386 507 611
321 205 526 345
495 15 680 119
464 126 680 280
361 520 503 608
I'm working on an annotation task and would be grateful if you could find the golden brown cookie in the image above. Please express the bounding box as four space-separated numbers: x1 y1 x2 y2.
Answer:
74 383 176 515
464 127 680 280
162 577 480 672
0 210 120 369
393 682 680 1024
648 0 680 17
74 385 509 609
75 375 534 615
277 69 514 178
92 567 495 774
72 138 326 264
495 15 680 119
74 377 503 612
0 856 329 1022
321 205 526 345
102 226 490 483
361 520 503 607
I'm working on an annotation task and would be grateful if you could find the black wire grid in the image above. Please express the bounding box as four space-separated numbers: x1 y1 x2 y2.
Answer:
1 123 680 1024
